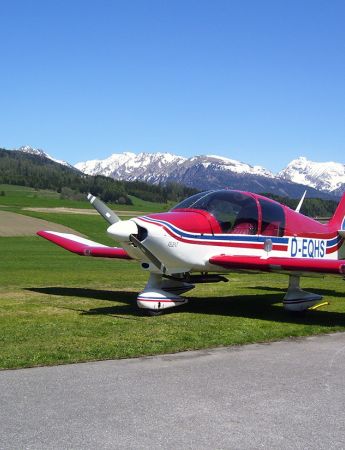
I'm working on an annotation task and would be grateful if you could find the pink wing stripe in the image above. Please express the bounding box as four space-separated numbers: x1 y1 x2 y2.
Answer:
209 255 345 275
37 231 131 259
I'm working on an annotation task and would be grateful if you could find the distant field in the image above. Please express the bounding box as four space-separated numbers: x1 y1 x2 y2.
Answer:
1 184 345 370
23 207 149 216
0 184 170 243
0 184 171 212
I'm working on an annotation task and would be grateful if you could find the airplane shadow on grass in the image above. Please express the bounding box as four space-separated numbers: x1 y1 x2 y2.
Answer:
27 286 345 328
27 287 139 320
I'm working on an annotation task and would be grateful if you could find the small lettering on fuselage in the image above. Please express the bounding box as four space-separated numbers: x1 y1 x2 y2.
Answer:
290 237 325 258
168 241 178 248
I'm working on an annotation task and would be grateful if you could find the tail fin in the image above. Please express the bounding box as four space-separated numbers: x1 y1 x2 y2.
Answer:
329 192 345 230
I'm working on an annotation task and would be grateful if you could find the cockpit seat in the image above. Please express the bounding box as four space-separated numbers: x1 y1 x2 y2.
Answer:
261 221 280 236
230 220 257 235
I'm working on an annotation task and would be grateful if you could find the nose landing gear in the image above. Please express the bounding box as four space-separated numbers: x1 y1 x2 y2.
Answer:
137 273 194 315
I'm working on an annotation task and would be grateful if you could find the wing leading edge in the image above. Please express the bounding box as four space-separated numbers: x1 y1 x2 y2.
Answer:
209 254 345 275
37 231 131 259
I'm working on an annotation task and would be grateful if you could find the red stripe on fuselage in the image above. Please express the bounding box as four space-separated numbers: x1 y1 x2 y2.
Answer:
137 298 185 303
139 217 288 251
326 242 343 254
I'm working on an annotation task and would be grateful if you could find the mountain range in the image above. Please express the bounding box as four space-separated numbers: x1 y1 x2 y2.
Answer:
74 151 345 199
16 146 345 199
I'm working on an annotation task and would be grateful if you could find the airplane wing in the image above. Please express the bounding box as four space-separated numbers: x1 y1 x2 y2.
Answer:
209 254 345 275
37 231 131 259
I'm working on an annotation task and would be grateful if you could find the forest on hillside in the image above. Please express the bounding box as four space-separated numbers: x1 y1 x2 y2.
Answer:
0 149 197 204
263 193 338 218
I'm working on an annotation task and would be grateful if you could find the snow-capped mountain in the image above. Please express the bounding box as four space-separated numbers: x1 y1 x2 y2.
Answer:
18 145 74 169
278 156 345 195
14 144 345 199
75 151 340 199
75 152 274 183
75 152 187 182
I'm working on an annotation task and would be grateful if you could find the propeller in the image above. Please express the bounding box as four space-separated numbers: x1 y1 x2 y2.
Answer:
87 193 121 225
87 193 167 273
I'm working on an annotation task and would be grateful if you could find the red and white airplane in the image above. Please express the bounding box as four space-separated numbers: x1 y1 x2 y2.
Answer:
38 190 345 315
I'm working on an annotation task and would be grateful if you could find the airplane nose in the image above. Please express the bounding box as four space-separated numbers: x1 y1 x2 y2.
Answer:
107 220 138 242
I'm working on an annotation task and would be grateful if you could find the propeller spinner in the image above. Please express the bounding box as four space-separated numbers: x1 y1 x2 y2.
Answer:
87 193 166 272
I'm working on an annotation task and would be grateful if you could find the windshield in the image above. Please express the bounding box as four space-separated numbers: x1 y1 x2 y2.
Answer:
172 191 215 209
172 190 259 234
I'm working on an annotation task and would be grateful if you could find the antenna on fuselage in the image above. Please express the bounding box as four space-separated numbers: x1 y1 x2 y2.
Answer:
295 190 307 213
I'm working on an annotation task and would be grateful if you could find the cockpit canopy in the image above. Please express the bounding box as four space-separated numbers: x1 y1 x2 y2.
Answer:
172 190 285 236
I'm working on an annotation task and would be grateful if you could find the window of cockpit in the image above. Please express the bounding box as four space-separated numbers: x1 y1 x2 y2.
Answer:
172 190 259 234
172 191 214 210
225 193 258 235
258 199 285 237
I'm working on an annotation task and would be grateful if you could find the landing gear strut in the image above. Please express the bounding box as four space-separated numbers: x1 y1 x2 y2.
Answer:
283 275 322 312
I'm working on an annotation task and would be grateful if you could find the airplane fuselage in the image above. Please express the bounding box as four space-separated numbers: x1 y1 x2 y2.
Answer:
117 212 343 276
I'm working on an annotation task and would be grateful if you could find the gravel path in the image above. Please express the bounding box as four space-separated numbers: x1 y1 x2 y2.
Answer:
0 210 83 236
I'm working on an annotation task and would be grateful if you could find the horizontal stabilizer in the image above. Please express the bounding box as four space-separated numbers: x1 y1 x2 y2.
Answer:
37 231 131 259
209 254 345 275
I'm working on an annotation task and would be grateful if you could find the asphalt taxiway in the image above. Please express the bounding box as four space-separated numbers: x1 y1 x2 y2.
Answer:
1 333 345 449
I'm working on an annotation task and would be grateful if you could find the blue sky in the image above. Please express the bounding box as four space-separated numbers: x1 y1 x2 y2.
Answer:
0 0 344 172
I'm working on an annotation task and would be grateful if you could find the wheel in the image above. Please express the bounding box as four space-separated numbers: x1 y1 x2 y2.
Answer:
141 308 164 317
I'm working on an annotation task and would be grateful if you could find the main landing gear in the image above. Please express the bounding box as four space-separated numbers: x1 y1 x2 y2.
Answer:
283 275 323 312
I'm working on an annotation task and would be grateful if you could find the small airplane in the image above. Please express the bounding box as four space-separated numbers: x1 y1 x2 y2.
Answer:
38 189 345 315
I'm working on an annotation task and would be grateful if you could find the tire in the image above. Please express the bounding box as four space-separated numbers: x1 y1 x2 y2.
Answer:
141 308 164 317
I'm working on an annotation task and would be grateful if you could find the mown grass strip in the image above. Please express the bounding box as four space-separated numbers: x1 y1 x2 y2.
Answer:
1 236 345 369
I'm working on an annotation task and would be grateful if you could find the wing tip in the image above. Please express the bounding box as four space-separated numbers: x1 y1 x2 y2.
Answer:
37 229 132 259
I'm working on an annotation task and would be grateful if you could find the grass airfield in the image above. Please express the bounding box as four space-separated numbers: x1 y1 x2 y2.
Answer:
1 185 345 369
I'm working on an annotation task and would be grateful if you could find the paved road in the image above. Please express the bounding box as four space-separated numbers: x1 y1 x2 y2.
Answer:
1 333 345 449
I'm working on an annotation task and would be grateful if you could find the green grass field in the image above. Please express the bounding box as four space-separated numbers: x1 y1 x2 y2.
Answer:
1 185 345 370
0 184 171 212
